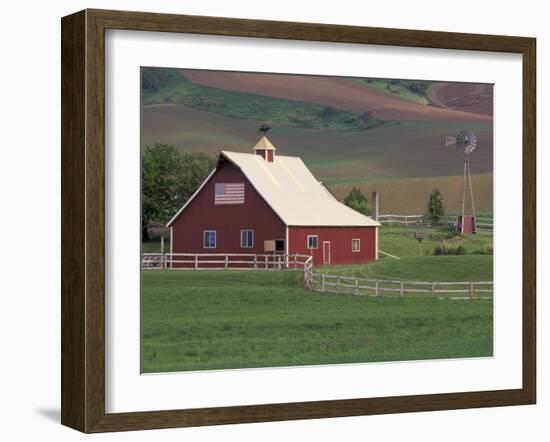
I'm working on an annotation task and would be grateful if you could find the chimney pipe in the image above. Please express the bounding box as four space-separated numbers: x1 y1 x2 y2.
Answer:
371 191 379 221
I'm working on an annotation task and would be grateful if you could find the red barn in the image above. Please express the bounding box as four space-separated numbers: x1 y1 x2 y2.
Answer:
166 137 380 266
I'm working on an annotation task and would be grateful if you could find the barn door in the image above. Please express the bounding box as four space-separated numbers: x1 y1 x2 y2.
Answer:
323 241 331 265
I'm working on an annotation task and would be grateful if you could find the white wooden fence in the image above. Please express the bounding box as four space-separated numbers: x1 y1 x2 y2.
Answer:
142 252 491 299
142 252 312 272
307 272 493 299
378 214 493 231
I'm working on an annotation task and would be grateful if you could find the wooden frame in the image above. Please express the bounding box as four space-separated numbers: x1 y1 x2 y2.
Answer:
61 8 536 433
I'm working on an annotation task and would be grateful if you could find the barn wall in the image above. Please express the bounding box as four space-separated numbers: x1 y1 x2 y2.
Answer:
288 226 377 266
170 162 286 259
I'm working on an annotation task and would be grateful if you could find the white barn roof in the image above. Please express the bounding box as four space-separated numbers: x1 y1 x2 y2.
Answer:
219 150 380 227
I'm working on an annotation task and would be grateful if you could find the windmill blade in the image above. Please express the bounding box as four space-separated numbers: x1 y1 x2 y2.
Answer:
444 136 456 146
456 129 477 154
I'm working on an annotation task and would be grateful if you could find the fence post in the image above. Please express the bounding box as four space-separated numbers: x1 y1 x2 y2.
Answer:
355 279 359 295
294 254 297 270
337 276 341 295
400 281 404 297
225 254 229 269
470 281 474 299
160 237 164 269
278 255 282 270
375 280 379 296
265 255 268 270
254 255 257 269
432 282 436 297
321 274 325 293
194 255 198 270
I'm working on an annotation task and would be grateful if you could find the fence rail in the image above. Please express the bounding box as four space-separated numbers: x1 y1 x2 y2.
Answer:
142 253 491 299
142 252 312 272
378 214 493 231
308 272 493 299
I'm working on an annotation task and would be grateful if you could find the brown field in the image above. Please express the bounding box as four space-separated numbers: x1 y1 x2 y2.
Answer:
182 70 492 123
330 173 493 214
142 104 493 184
428 83 493 116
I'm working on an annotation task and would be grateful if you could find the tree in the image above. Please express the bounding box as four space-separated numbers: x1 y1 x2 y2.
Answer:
319 106 339 118
141 144 216 241
360 111 373 122
426 188 445 225
344 187 370 216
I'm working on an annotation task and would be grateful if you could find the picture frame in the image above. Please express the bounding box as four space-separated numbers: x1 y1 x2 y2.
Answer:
61 8 536 433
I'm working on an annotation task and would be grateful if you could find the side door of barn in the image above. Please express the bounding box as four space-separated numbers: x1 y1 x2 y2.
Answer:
323 241 331 265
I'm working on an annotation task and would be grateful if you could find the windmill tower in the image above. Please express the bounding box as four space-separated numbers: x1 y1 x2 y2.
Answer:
445 130 478 234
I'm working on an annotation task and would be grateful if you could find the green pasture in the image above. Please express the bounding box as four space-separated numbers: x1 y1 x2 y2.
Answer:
377 225 493 258
320 225 493 282
141 270 493 373
323 255 492 283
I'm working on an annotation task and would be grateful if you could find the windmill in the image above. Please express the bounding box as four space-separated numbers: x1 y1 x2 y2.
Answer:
444 130 478 234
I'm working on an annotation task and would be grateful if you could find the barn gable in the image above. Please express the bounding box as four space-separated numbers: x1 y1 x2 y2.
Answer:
168 159 286 255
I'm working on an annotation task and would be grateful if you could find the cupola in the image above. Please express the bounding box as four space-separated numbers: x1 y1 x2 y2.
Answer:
253 136 276 162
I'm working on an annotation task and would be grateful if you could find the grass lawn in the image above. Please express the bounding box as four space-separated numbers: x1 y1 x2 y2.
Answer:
322 225 493 282
323 255 493 282
377 225 493 258
141 270 493 373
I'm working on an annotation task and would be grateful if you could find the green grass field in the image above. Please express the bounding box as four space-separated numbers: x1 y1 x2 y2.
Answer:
377 225 493 258
320 225 493 282
141 270 493 373
324 255 492 282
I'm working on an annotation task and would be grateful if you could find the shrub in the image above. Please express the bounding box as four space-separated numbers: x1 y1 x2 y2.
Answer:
471 245 493 255
426 188 446 225
344 187 370 215
360 111 373 122
319 106 339 118
432 245 467 256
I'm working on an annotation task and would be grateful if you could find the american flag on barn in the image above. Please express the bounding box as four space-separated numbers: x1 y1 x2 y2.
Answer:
215 183 245 205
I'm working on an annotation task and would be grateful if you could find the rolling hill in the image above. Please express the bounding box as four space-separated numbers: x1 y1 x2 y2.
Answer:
141 67 493 213
330 173 493 214
142 104 493 184
182 69 492 123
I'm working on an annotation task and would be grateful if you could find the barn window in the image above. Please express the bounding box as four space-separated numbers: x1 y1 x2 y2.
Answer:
307 235 318 249
240 230 254 248
203 230 216 248
352 238 360 252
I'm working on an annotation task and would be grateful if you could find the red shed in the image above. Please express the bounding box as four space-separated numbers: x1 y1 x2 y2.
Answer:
166 137 380 266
